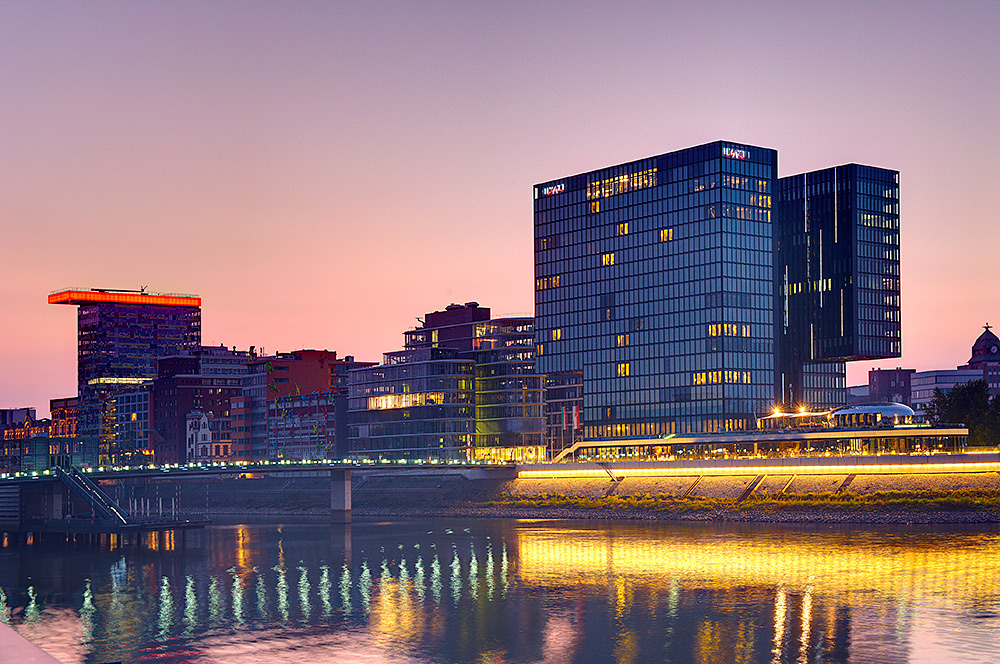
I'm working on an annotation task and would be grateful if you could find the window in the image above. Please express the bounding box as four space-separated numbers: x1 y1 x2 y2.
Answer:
602 253 615 266
617 362 630 377
551 328 562 341
660 228 674 241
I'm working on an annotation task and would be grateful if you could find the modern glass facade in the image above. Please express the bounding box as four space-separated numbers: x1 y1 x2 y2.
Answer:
775 164 901 408
534 141 777 437
347 347 475 460
472 317 544 460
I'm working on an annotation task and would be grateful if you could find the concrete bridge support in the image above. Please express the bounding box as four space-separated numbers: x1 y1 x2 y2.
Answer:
331 468 351 523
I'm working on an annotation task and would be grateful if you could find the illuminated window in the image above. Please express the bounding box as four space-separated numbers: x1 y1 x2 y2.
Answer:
602 252 615 266
660 228 673 241
535 275 562 291
616 222 628 236
590 201 600 213
551 328 562 341
616 333 629 347
617 362 630 377
586 168 657 200
537 343 544 356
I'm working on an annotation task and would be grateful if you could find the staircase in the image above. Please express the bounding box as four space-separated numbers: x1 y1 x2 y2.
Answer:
54 466 129 525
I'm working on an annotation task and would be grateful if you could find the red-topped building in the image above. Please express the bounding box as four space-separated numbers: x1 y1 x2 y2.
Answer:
50 287 201 464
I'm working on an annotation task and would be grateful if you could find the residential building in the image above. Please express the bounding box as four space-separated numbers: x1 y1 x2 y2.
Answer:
868 368 914 405
245 350 374 461
268 389 342 460
152 345 250 464
49 288 201 463
774 164 901 409
534 141 777 439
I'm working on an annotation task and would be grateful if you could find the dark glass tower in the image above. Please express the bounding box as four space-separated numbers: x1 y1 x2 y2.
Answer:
49 288 201 464
534 141 777 437
774 164 901 408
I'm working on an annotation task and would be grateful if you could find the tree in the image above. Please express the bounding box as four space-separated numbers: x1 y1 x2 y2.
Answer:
925 379 1000 446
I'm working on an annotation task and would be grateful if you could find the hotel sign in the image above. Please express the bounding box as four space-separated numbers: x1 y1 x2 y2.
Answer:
723 147 750 160
542 183 566 196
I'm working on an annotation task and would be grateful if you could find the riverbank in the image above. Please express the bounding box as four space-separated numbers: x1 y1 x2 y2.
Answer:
173 464 1000 524
195 493 1000 524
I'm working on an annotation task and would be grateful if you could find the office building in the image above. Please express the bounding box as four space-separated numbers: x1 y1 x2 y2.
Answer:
774 164 901 408
348 346 476 460
349 303 544 461
534 141 777 438
49 288 201 463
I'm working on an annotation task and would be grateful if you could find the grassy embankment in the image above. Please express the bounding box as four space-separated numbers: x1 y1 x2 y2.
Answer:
487 490 1000 513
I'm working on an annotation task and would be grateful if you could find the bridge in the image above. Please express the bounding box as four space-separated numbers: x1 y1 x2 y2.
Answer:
0 461 354 543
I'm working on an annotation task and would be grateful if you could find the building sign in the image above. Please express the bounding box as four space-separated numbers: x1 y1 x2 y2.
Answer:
723 147 750 160
542 183 566 196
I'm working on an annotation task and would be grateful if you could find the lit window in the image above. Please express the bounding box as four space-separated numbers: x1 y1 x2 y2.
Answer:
616 334 629 347
617 362 630 377
602 252 615 266
551 328 562 341
616 222 628 236
660 228 674 241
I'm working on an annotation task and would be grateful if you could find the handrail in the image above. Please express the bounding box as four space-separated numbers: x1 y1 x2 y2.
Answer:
54 466 128 524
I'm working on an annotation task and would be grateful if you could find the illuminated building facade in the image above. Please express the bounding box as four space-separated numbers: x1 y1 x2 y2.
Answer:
348 347 476 460
1 398 92 471
775 164 901 408
534 141 778 439
349 303 544 461
542 371 582 456
470 317 545 461
49 288 201 464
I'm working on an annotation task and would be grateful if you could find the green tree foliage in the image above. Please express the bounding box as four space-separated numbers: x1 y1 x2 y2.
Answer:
925 379 1000 446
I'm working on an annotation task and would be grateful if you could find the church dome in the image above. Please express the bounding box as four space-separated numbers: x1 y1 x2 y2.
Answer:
967 324 1000 367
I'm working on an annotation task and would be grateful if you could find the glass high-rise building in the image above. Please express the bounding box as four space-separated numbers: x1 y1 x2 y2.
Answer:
49 288 201 463
534 141 777 437
774 164 901 408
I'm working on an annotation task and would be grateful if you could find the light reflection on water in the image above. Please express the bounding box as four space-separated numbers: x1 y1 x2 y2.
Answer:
0 520 999 663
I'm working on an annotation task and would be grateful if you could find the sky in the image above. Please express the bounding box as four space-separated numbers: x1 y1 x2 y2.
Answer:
3 1 1000 415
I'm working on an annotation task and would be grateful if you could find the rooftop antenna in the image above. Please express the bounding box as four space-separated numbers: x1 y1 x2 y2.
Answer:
140 285 147 294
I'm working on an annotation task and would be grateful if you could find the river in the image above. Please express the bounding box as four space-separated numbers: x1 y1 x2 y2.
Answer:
2 518 999 663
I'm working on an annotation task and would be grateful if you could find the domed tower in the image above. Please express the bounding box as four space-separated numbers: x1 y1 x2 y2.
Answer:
964 324 1000 369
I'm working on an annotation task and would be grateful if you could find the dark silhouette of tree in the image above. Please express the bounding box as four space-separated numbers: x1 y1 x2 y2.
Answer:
925 379 1000 446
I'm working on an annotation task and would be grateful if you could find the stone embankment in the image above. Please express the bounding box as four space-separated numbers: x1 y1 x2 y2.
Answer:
178 464 1000 524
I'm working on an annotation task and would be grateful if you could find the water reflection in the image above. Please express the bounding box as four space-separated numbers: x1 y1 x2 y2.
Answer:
1 520 999 663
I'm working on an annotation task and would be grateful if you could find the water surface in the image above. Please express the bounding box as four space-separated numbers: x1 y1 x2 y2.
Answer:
2 518 999 663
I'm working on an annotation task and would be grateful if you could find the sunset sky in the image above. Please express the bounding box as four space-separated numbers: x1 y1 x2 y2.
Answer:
3 1 1000 415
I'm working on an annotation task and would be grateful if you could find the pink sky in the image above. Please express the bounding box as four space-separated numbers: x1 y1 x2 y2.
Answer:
3 1 1000 415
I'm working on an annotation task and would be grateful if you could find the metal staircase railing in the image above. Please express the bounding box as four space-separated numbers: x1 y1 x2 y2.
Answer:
54 466 129 525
